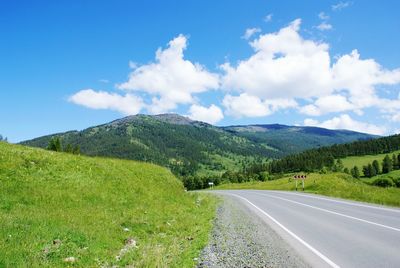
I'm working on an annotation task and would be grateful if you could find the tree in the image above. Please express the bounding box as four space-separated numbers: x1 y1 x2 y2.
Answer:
392 154 399 170
372 160 380 175
362 165 370 178
47 137 62 152
65 144 73 153
333 159 344 172
351 166 360 178
0 135 7 142
73 145 80 155
382 155 393 174
368 163 376 177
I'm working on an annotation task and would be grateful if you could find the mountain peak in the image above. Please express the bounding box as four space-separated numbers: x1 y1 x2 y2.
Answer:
154 113 195 125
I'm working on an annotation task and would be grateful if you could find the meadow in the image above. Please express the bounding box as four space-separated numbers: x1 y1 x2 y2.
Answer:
0 142 216 267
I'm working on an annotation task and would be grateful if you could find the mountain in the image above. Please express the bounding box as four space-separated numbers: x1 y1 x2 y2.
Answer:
223 124 376 156
21 114 376 177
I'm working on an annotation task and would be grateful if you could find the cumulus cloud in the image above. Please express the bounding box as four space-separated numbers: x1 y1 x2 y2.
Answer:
242 28 261 40
222 93 297 118
304 114 385 135
221 19 400 120
300 95 354 116
188 104 224 124
118 34 219 113
68 22 400 130
221 19 333 99
69 89 144 115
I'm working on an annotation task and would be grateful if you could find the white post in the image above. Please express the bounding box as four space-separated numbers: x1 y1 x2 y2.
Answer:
302 179 304 191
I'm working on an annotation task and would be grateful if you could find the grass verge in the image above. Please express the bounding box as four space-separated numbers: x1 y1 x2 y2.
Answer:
0 142 217 267
215 172 400 207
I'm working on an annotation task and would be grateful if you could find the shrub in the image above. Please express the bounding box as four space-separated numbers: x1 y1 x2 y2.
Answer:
372 178 395 188
391 177 400 188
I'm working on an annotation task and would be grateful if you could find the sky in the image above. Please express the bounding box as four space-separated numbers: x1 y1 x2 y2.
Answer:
1 0 400 142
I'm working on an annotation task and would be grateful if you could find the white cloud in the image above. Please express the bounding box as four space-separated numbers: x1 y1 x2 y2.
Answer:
69 89 144 115
264 13 273 22
222 93 297 118
118 34 219 113
300 95 354 116
187 104 224 124
318 12 329 20
317 22 333 31
242 28 261 40
99 79 109 83
221 19 333 99
332 1 351 11
221 19 400 120
304 114 385 135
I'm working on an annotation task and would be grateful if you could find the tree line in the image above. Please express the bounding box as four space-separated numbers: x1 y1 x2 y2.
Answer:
47 137 80 154
358 154 400 178
266 134 400 174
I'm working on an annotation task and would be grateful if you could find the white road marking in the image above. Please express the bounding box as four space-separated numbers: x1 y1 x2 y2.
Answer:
256 192 400 232
230 193 340 268
261 190 400 213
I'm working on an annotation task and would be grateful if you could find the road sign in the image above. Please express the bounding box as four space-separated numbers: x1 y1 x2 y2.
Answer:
293 174 307 191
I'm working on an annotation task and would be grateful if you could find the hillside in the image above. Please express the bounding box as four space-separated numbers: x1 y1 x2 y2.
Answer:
0 142 216 267
21 114 376 177
267 134 400 174
215 172 400 207
342 150 400 170
224 124 375 156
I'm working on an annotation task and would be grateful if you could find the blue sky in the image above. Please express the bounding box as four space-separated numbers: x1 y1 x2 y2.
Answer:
1 0 400 142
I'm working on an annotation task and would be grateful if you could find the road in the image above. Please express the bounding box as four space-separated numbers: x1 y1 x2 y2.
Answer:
212 190 400 268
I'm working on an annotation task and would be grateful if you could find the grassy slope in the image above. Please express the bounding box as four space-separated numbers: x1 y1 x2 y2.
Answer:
341 150 400 170
0 142 216 267
215 173 400 207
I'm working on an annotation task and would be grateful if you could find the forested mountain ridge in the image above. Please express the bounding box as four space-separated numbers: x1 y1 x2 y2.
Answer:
223 124 375 156
21 114 376 176
267 133 400 174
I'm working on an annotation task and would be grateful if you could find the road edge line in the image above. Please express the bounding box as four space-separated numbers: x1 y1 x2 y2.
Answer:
256 193 400 233
230 193 340 268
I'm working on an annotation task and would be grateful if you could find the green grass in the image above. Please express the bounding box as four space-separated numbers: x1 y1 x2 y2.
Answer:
0 142 217 267
215 172 400 207
341 150 400 170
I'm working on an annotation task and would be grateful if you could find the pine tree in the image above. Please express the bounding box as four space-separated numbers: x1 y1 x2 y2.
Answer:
54 137 62 152
392 154 399 170
362 165 370 177
65 144 73 153
73 145 80 155
351 166 360 178
368 163 376 177
372 160 380 174
382 155 393 174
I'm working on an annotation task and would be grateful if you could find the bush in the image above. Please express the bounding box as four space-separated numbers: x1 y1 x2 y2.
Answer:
391 177 400 188
372 178 395 188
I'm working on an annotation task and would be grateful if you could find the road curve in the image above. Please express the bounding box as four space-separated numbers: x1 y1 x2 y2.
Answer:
212 190 400 268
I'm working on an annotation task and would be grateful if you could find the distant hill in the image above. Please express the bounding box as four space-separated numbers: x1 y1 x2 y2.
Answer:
223 124 376 156
21 114 376 176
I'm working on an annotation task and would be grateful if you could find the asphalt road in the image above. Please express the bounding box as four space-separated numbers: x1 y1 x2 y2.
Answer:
213 190 400 268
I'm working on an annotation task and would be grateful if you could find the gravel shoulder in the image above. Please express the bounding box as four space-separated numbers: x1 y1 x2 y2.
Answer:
198 195 309 268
